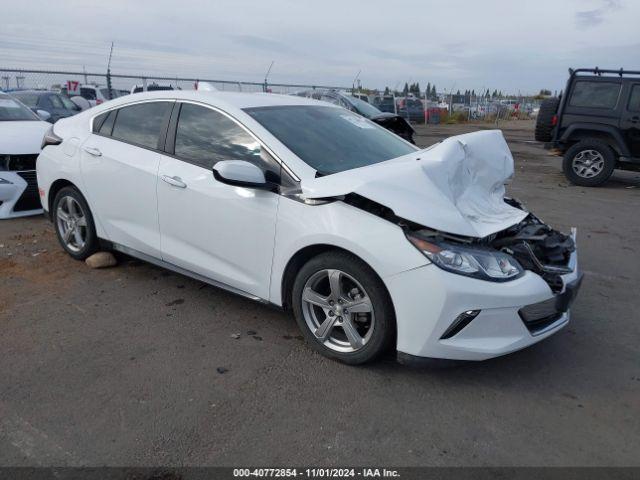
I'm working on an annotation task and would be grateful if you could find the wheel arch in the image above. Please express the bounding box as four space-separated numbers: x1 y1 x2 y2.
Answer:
560 124 629 156
279 244 396 317
47 178 77 218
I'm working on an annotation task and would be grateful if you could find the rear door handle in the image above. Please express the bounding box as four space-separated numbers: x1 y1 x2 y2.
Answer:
161 175 187 188
83 146 102 156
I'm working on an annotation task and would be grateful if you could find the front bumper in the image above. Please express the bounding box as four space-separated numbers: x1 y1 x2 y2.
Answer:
0 170 43 219
386 234 581 361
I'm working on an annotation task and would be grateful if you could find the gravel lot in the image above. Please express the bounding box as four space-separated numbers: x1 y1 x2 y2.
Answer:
1 120 639 467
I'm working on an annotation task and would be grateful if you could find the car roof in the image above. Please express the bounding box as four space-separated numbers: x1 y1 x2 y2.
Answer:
10 90 55 96
104 90 329 109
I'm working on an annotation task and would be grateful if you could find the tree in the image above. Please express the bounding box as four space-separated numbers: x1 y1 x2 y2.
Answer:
431 84 437 99
492 89 498 98
426 82 431 98
403 82 409 96
384 86 390 95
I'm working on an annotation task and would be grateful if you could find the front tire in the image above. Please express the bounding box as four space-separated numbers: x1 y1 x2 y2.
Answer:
52 186 99 260
291 251 395 365
562 140 616 187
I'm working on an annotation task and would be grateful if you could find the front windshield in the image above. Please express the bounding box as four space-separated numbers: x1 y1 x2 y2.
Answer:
244 105 417 175
0 96 38 121
346 96 383 118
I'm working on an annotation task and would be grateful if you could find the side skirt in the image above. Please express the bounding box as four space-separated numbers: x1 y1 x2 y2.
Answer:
109 241 269 304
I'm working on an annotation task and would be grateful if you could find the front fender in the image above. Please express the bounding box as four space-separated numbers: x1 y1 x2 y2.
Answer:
269 197 428 306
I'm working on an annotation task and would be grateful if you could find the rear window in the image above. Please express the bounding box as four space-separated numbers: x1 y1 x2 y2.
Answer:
569 81 621 109
80 88 97 100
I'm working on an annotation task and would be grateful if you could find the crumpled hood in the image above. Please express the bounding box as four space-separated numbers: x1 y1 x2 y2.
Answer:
300 129 528 238
0 121 51 154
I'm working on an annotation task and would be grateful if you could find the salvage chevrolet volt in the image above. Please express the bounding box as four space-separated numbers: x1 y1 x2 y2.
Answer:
37 91 582 364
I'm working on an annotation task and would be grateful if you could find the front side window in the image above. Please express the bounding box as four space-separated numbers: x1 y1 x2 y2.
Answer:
245 105 417 175
628 85 640 112
111 102 171 149
173 103 264 170
569 81 621 109
48 95 64 109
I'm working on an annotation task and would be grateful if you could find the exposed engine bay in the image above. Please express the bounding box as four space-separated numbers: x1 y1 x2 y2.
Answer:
342 194 575 292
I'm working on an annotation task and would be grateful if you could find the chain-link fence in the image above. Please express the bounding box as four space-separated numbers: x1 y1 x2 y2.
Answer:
1 67 540 125
0 68 349 98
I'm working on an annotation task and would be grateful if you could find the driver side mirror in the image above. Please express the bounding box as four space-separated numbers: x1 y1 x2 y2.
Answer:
36 110 52 122
212 160 276 190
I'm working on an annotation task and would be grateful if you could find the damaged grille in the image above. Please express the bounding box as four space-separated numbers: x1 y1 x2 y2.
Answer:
491 205 575 292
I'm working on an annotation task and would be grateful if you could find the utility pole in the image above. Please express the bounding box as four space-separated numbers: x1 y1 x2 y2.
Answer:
263 60 274 92
352 70 361 94
106 42 114 100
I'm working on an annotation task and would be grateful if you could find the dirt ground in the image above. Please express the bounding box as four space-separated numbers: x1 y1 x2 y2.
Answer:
1 120 639 467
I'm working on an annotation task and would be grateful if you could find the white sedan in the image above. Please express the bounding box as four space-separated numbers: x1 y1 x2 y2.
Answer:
0 92 51 219
36 91 582 365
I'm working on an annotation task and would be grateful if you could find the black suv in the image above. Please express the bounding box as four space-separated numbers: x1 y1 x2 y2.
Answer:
535 68 640 186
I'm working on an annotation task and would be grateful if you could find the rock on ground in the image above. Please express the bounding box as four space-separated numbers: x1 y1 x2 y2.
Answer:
85 251 117 269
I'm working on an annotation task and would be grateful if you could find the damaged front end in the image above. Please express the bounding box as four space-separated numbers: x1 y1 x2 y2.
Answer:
405 197 577 292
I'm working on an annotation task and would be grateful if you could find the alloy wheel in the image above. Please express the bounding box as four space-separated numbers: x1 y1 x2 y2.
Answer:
301 269 375 353
56 196 88 253
572 149 605 179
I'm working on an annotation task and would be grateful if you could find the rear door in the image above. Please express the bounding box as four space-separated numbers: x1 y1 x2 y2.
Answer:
80 101 173 258
157 102 281 299
620 83 640 157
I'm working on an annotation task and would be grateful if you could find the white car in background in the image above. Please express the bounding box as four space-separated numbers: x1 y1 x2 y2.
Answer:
36 91 582 365
0 92 50 219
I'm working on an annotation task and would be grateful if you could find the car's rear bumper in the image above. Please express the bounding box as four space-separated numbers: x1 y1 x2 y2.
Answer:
386 239 581 362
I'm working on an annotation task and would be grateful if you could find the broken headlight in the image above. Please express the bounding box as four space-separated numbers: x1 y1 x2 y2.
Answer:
407 233 524 282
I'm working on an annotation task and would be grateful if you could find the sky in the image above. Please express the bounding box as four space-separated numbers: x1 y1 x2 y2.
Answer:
2 0 639 94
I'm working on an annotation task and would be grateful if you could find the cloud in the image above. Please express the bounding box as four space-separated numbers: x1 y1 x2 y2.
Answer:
576 0 622 27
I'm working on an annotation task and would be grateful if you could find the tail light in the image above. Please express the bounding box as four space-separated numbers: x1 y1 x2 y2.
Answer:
551 114 558 126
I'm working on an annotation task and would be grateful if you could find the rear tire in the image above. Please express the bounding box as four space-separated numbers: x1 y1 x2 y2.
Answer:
562 140 616 187
291 251 395 365
52 186 99 260
534 97 560 142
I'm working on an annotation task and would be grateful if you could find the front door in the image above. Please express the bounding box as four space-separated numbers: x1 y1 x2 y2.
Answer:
157 102 281 299
620 83 640 158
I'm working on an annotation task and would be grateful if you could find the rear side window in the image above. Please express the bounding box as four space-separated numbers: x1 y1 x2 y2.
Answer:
98 110 116 135
173 103 264 170
569 81 621 109
111 102 171 149
628 85 640 112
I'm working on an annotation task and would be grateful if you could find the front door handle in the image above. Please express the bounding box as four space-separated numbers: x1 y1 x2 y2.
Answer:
630 116 639 124
161 175 187 188
83 146 102 156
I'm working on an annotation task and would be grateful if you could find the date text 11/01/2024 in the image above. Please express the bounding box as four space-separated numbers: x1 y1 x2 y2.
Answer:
232 468 400 477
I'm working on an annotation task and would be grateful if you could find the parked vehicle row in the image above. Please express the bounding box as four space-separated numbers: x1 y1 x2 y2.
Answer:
36 90 581 365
